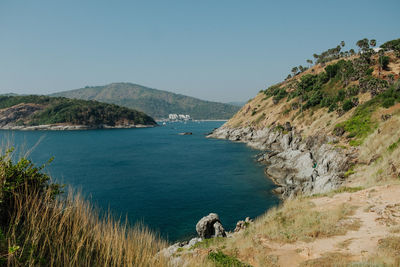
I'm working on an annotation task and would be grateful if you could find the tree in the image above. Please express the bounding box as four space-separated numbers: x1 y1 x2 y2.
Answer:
286 74 292 80
291 67 298 76
306 59 313 67
356 38 370 53
349 49 355 56
379 55 390 71
370 39 376 47
340 41 345 47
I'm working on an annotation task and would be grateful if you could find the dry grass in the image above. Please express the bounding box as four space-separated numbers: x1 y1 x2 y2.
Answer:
299 252 352 267
349 113 400 187
0 151 169 267
191 199 360 267
251 199 358 243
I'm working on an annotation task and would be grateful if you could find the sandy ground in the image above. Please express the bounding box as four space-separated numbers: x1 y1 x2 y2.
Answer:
253 184 400 266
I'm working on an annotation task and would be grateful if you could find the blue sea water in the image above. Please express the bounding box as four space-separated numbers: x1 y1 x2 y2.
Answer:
0 121 279 241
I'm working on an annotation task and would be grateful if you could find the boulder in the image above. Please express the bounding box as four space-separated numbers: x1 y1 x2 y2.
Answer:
196 213 226 239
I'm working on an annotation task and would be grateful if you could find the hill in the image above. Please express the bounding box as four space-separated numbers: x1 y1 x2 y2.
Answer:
51 83 240 120
170 38 400 266
0 95 156 129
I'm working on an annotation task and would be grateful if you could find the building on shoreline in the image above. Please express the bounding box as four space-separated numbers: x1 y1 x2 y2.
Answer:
168 114 191 121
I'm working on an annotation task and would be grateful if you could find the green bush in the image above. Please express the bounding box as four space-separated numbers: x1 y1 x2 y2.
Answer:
379 56 390 71
325 64 339 79
336 90 346 102
382 97 395 108
0 150 61 226
304 91 323 109
365 68 373 76
321 96 335 108
346 86 360 97
342 99 354 111
334 97 380 146
208 251 250 267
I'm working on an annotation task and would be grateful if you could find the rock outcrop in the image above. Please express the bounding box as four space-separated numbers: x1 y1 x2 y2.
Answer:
208 124 356 198
196 213 226 239
234 217 253 232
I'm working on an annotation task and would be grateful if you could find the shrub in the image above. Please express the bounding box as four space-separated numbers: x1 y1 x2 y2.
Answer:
325 63 339 79
342 99 354 111
346 86 360 97
365 68 373 76
208 251 250 267
304 91 323 109
382 97 395 108
336 90 346 102
379 56 390 71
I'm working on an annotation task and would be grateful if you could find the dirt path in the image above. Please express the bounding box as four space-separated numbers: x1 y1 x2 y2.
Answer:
257 184 400 266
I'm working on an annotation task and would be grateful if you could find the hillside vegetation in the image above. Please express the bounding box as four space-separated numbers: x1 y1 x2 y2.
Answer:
0 95 156 128
51 82 240 120
177 38 400 266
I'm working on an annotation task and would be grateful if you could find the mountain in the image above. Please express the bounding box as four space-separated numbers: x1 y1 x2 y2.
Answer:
226 101 247 107
51 83 240 120
0 95 156 129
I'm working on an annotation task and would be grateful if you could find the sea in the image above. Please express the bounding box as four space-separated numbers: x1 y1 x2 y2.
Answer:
0 121 279 241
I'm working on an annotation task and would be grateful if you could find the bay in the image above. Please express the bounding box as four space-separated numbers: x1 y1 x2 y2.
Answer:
0 121 279 241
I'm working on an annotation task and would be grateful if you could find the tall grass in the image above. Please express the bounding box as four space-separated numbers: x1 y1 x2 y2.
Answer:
0 150 169 267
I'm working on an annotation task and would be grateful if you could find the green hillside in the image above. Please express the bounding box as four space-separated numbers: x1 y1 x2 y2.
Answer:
0 95 156 127
51 83 240 119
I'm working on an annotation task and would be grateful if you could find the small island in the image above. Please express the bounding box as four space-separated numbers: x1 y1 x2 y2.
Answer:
0 95 157 130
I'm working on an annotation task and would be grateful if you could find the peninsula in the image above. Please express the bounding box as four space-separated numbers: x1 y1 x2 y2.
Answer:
0 95 157 130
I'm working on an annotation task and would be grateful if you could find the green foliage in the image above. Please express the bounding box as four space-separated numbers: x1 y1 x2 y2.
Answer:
335 89 346 102
382 97 395 108
304 91 323 109
52 83 240 120
208 251 251 267
379 55 390 71
334 98 379 146
388 137 400 152
0 149 61 226
346 86 360 97
359 76 389 95
342 98 358 112
0 95 156 126
325 64 339 79
365 68 373 76
191 237 225 250
380 38 400 50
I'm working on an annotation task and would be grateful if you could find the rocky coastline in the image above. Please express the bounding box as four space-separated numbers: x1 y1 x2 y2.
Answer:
207 123 357 199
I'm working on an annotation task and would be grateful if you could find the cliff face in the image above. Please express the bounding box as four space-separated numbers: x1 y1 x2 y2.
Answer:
209 125 355 198
208 51 400 197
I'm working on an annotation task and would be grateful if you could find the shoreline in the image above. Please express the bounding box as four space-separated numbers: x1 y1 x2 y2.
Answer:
0 124 157 131
207 125 353 199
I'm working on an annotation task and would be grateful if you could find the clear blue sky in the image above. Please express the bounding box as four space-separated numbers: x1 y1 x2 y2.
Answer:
0 0 399 102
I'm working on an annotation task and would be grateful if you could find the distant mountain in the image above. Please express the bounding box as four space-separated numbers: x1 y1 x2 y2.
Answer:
227 101 246 107
51 83 240 120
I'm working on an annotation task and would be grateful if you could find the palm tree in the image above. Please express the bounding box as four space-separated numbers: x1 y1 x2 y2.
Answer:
291 67 298 76
306 59 313 67
349 49 355 56
370 39 376 47
340 41 345 47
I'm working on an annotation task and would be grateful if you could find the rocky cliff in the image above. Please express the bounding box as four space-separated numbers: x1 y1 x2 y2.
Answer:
208 123 356 198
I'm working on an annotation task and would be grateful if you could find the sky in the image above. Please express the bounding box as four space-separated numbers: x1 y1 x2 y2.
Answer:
0 1 399 102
